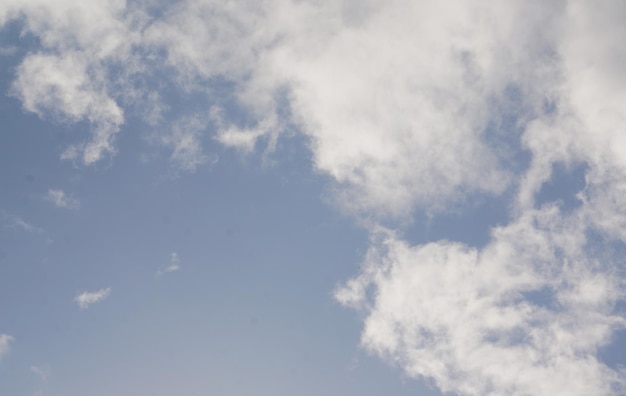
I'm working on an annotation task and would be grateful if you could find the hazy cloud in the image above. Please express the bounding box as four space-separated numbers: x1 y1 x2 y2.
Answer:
0 334 14 362
2 212 44 234
160 116 210 172
157 252 181 276
46 189 79 209
30 365 51 396
74 288 111 310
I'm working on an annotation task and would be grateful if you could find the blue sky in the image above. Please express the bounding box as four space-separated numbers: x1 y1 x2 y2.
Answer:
1 1 626 396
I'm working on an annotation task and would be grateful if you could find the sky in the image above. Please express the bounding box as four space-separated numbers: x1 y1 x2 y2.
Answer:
1 1 626 395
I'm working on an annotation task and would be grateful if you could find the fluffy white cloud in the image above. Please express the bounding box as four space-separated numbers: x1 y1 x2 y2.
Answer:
13 52 124 164
2 0 138 164
0 334 14 362
74 288 111 310
46 189 79 209
2 1 626 395
336 205 626 395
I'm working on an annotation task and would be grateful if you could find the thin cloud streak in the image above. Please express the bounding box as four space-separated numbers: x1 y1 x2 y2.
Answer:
2 211 44 234
30 365 50 384
74 288 111 310
46 189 79 209
0 334 13 362
30 365 51 396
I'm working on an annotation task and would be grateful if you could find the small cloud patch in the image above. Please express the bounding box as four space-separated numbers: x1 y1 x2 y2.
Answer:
46 189 80 209
156 252 181 276
0 334 14 362
74 288 111 310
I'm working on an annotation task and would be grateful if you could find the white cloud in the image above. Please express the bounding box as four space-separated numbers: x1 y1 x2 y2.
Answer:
13 51 124 165
213 109 280 155
337 206 626 396
46 189 79 209
2 0 138 165
141 0 279 88
3 1 626 395
157 252 181 277
74 288 111 310
0 334 14 362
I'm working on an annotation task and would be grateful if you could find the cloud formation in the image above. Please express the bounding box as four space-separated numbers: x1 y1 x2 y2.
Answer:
2 1 626 395
2 0 137 164
160 116 211 172
30 365 51 396
74 288 111 310
0 334 14 362
30 365 50 383
2 212 44 234
156 252 181 276
46 189 79 209
336 210 625 395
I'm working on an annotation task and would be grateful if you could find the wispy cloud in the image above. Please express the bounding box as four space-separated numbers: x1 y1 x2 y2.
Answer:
11 217 43 234
46 189 80 209
2 1 131 165
160 116 210 172
2 212 44 234
31 365 51 396
0 334 14 362
74 288 111 310
30 365 50 383
157 252 181 277
15 53 124 165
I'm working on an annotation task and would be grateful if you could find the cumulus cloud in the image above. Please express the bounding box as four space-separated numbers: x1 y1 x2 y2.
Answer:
157 252 181 277
330 2 626 394
0 334 14 362
2 0 137 164
13 52 124 164
46 189 79 209
336 209 626 395
74 288 111 310
3 0 626 395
